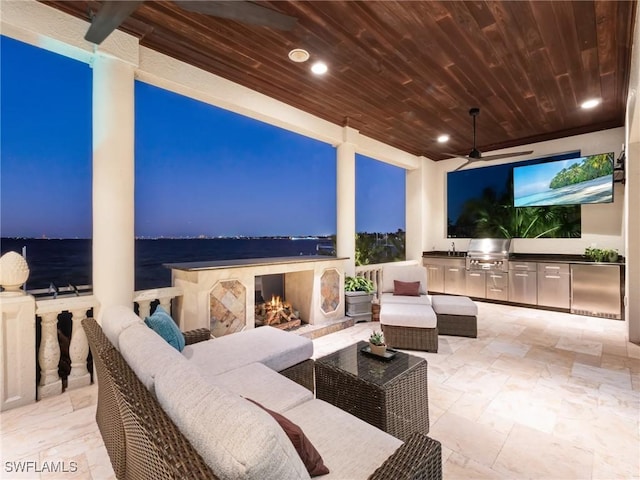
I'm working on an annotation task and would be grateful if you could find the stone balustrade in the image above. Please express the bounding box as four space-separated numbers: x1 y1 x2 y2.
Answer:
355 260 420 298
133 286 183 321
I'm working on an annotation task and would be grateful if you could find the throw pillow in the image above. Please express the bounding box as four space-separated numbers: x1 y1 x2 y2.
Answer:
394 279 421 296
144 306 185 352
246 398 329 477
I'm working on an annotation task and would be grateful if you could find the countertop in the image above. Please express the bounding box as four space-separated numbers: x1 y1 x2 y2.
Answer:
165 255 349 271
422 251 625 266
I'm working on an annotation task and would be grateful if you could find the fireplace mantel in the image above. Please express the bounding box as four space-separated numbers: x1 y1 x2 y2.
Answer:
166 256 349 334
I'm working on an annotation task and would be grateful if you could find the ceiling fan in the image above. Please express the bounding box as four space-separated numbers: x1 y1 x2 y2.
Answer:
85 1 298 45
447 107 533 172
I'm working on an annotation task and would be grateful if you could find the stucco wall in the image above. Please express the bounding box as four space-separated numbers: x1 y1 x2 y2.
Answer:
425 127 626 255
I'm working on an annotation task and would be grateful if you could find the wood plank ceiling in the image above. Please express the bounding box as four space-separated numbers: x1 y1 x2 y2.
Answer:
42 0 637 160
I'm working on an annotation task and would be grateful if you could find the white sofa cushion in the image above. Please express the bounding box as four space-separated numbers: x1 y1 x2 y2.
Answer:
381 265 428 294
197 362 313 413
380 292 431 306
155 361 310 480
118 322 186 394
285 399 402 480
380 303 437 328
101 305 143 351
182 326 313 375
432 295 478 316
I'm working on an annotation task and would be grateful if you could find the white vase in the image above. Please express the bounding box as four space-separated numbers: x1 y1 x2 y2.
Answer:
369 342 387 356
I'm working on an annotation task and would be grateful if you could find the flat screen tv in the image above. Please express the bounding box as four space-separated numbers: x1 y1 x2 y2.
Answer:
513 152 614 207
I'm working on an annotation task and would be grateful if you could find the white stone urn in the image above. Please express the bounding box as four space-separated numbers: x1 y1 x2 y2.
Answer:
0 251 30 294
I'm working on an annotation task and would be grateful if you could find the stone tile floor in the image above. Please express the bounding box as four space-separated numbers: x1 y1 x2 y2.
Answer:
1 301 638 479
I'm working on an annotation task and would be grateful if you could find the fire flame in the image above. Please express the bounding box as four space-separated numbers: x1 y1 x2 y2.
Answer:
270 295 282 308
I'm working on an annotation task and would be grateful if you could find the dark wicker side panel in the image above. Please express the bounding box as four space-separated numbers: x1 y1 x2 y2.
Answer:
368 432 442 480
82 318 127 479
101 348 218 479
436 314 478 338
279 359 315 393
183 328 212 345
381 325 439 353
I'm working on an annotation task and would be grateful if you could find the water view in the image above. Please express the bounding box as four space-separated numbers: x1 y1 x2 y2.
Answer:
1 237 333 291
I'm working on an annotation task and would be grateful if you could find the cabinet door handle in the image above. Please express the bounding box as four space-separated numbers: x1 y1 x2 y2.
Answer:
545 275 561 279
489 288 502 292
545 266 560 270
515 273 528 277
428 267 439 270
514 264 528 268
490 275 502 279
469 273 481 277
449 268 459 272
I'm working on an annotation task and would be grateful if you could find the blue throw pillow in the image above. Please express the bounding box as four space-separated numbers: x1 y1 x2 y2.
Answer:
144 306 185 352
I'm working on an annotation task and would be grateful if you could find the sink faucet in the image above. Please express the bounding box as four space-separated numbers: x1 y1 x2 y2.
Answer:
451 242 456 255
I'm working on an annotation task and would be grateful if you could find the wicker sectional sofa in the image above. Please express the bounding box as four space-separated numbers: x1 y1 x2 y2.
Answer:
85 305 442 479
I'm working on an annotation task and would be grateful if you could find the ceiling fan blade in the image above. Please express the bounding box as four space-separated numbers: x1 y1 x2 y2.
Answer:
177 1 297 30
479 150 534 162
452 159 474 172
85 0 144 44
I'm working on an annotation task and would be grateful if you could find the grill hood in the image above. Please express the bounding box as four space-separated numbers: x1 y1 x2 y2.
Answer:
467 238 511 257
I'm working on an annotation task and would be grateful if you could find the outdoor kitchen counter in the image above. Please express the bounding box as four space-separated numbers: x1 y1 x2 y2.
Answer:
422 251 625 265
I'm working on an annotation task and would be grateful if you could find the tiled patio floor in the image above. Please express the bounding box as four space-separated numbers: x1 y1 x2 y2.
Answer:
2 301 639 479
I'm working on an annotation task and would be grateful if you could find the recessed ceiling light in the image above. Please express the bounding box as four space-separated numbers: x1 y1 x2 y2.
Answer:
581 98 600 109
288 48 310 63
311 61 328 75
437 134 450 143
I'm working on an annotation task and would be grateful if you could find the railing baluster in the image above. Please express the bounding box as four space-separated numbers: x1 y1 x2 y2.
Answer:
159 297 171 313
138 300 152 320
67 308 91 389
37 311 62 399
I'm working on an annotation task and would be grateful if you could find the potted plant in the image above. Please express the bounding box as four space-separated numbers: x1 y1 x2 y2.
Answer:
344 276 375 321
369 330 387 356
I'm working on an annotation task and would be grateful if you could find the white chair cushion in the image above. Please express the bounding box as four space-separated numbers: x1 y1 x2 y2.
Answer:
197 362 313 413
182 326 313 375
101 305 143 351
155 361 310 480
431 295 478 316
285 399 402 480
380 303 437 328
118 323 186 395
380 292 431 305
381 265 428 294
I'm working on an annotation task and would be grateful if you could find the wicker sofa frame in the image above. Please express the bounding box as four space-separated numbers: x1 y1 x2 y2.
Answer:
84 317 442 479
381 324 439 353
436 313 478 338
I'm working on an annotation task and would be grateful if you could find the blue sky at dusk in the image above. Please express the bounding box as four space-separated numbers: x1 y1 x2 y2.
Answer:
1 36 405 238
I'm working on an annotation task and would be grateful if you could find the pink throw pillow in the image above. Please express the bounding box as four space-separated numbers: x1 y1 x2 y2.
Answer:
393 280 421 296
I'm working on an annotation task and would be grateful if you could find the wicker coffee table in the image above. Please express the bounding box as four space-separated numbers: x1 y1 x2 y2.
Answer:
315 341 429 441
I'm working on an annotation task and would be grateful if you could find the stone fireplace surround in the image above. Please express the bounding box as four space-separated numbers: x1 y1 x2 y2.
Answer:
166 256 348 336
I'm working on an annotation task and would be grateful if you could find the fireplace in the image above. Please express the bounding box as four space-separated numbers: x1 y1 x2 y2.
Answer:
167 256 348 335
255 274 302 330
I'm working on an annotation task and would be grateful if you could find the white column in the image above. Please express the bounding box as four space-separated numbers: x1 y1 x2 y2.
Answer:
67 308 91 389
0 294 36 411
625 3 640 343
405 159 426 261
92 53 136 319
336 132 357 277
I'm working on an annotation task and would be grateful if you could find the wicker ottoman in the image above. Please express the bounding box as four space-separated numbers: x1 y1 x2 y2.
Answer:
431 295 478 338
380 303 438 353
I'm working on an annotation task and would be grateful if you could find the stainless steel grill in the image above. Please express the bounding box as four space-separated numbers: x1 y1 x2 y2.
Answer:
466 238 511 272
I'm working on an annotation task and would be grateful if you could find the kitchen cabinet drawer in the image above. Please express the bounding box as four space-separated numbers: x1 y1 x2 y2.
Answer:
425 264 444 293
508 261 537 271
444 265 466 296
537 263 570 308
466 270 486 298
509 270 537 304
486 272 508 301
